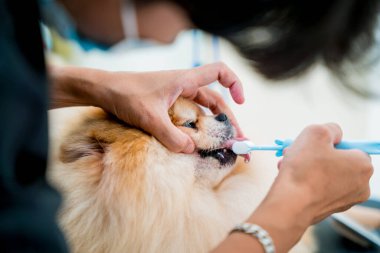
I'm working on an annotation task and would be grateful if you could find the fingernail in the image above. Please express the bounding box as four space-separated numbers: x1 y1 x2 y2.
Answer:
182 139 195 154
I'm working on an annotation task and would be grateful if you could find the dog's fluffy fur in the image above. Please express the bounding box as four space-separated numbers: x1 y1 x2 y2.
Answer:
48 98 313 253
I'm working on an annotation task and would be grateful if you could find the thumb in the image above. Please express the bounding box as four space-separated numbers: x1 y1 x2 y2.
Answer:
147 114 195 153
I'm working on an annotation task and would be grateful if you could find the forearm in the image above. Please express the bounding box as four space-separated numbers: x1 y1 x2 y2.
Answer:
245 200 309 252
212 182 311 253
48 65 108 109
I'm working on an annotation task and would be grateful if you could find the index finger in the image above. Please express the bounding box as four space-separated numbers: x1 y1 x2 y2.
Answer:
184 62 245 104
142 110 196 153
193 87 245 138
301 123 343 146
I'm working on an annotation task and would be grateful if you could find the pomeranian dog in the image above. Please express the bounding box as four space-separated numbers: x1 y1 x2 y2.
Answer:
48 98 313 253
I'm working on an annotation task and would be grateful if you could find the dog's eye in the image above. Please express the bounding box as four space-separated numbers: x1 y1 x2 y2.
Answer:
183 121 197 129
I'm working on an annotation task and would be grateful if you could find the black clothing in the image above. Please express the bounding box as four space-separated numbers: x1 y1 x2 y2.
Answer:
0 0 68 252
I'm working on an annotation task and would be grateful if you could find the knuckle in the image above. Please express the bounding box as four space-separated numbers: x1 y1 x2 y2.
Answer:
305 124 321 132
350 149 366 157
351 151 374 176
180 75 193 87
363 187 371 201
209 102 218 112
179 70 195 86
211 97 225 111
306 124 330 139
358 188 371 203
215 96 227 107
215 62 228 77
364 163 374 178
326 122 341 130
326 122 342 136
214 61 226 69
363 188 371 201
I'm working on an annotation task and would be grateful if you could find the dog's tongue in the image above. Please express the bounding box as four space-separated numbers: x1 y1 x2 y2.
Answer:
224 138 251 163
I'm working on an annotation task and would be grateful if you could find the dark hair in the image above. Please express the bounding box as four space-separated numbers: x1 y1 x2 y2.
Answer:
175 0 380 96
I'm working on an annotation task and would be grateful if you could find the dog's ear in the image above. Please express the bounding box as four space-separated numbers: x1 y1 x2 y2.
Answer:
60 134 111 163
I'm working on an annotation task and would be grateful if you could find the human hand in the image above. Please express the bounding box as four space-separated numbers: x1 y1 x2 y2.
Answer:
274 123 373 224
235 124 374 253
86 62 244 153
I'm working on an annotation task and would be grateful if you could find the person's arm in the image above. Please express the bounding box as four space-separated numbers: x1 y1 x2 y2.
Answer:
48 62 245 153
213 124 373 253
58 0 191 45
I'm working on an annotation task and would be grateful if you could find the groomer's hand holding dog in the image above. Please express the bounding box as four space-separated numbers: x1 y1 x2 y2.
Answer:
50 62 244 153
214 123 373 253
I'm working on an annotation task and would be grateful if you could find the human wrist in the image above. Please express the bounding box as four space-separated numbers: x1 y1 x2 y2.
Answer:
230 223 275 253
246 178 314 252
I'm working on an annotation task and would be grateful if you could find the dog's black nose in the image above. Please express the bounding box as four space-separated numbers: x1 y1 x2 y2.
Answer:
215 113 228 122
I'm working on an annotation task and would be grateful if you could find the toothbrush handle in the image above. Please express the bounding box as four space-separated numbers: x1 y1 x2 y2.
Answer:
335 141 380 154
276 140 380 157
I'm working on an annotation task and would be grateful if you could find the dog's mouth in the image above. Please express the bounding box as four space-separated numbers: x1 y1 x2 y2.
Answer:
197 139 251 165
198 148 237 166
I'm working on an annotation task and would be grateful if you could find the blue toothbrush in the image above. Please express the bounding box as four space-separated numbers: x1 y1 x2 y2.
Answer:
232 140 380 157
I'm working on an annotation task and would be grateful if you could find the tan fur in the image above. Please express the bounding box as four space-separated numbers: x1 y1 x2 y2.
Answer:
48 98 314 253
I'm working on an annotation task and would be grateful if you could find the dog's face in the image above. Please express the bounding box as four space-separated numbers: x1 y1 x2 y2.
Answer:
57 98 240 189
169 98 239 184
